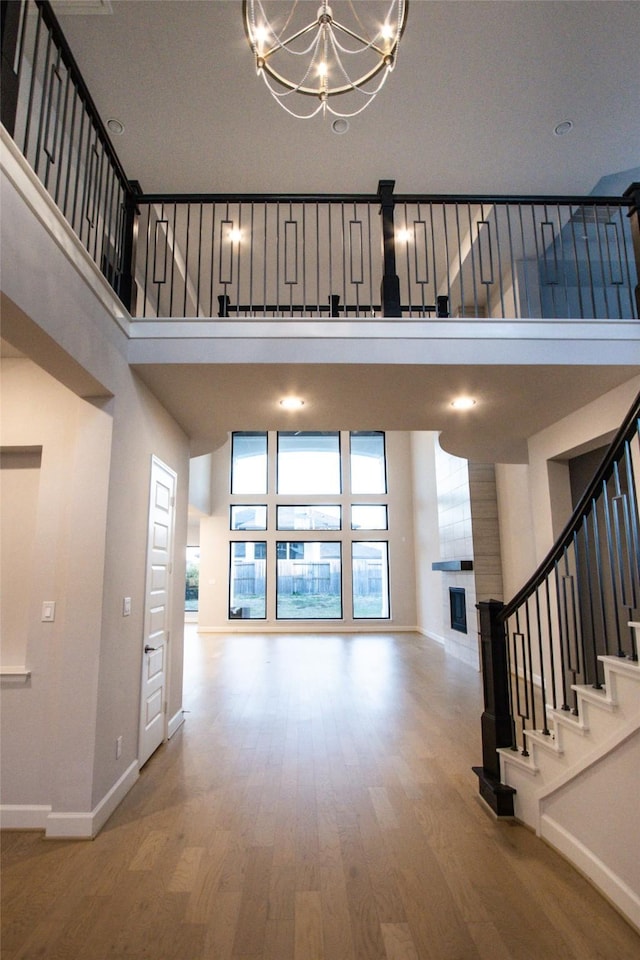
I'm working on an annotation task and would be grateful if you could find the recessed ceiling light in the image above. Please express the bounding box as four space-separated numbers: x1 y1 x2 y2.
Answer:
332 118 349 134
279 397 305 410
450 396 476 410
106 117 124 135
553 120 573 137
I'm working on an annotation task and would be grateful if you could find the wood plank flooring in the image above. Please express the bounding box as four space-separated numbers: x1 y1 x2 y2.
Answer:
2 628 639 959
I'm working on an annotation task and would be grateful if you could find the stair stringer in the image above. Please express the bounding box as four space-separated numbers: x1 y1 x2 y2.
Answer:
498 653 640 931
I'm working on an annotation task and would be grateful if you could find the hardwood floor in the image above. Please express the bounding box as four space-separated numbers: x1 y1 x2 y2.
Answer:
2 628 639 959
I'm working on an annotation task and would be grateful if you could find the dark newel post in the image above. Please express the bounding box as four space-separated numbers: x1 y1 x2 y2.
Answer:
623 182 640 318
119 180 141 315
377 179 401 318
472 600 516 816
436 295 449 318
218 294 230 318
1 0 21 136
329 293 340 318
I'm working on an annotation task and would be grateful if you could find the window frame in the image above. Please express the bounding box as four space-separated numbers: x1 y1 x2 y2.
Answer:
276 430 342 496
275 539 343 620
229 540 267 620
351 540 391 620
231 431 268 495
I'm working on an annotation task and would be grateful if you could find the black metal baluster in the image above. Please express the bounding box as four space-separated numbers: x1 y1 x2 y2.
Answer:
467 202 479 315
53 60 71 205
91 144 105 262
42 55 62 190
61 84 78 219
602 475 625 657
182 203 191 316
32 11 52 176
493 202 506 317
581 513 603 688
591 492 611 657
169 202 179 316
553 561 571 710
208 201 216 317
543 577 559 712
533 587 550 734
623 433 640 598
561 545 580 713
524 598 537 732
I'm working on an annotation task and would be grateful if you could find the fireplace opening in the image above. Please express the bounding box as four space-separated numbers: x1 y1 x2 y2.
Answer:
449 587 467 633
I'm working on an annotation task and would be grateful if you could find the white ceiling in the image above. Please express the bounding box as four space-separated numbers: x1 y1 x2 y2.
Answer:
54 0 640 196
46 1 640 461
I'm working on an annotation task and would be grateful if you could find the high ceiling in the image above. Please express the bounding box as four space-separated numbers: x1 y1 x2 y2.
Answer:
53 0 640 196
42 1 640 461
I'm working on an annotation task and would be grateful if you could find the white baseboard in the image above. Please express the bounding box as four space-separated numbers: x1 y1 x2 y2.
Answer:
197 623 417 634
0 804 52 830
540 814 640 934
45 760 139 839
168 709 186 739
416 627 446 645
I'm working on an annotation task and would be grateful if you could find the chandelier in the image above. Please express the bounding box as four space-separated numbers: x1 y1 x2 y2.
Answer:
243 1 408 119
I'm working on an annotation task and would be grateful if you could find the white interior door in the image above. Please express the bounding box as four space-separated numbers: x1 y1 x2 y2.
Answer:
139 456 176 767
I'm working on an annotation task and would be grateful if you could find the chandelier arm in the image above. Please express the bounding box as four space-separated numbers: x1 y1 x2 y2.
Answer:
257 21 321 59
328 20 393 58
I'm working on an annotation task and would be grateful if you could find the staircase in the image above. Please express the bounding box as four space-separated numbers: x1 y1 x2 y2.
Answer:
476 393 640 933
499 630 640 930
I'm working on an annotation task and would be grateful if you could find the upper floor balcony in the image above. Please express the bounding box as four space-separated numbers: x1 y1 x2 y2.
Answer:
2 0 639 369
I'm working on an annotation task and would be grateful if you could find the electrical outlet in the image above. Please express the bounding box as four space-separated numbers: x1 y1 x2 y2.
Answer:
116 736 123 759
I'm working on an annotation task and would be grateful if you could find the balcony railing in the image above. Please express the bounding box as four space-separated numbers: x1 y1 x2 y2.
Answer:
2 1 640 322
132 187 640 320
1 0 135 304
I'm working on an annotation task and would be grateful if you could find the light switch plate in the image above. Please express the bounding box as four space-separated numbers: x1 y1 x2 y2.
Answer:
42 601 56 622
122 597 131 617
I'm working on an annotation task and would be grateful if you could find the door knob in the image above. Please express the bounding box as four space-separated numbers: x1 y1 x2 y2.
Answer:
144 644 158 653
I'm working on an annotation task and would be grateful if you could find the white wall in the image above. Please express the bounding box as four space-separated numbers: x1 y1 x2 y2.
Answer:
495 463 536 599
495 375 640 599
197 431 417 631
1 358 112 812
1 446 41 668
411 432 444 642
1 139 190 833
411 433 479 668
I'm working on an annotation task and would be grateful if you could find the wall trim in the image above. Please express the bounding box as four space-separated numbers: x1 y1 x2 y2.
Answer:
45 760 139 839
197 624 418 635
168 709 186 739
416 627 446 645
0 804 52 830
540 813 640 934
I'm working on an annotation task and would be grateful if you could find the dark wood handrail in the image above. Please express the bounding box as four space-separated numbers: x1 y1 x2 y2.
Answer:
501 391 640 621
135 191 632 207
